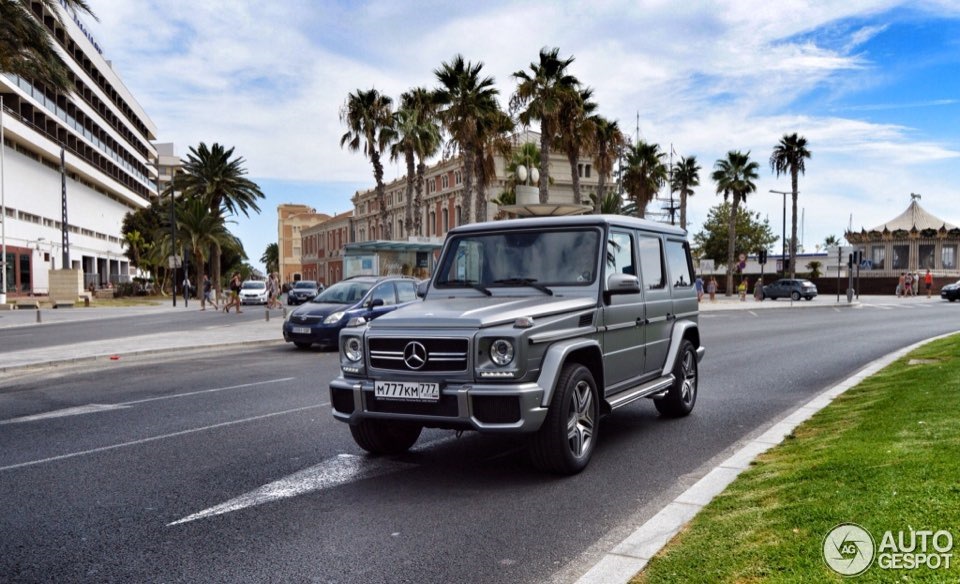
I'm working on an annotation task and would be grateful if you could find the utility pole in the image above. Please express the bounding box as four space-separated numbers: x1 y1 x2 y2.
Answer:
770 190 791 277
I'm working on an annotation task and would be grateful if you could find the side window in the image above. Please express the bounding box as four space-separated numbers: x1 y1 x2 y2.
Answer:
396 280 417 302
665 239 694 288
607 230 635 277
371 283 396 306
638 235 665 290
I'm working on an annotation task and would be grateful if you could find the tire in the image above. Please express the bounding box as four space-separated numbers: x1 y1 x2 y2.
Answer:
529 363 599 475
805 296 813 301
350 420 422 455
294 342 312 350
791 291 801 301
654 339 698 418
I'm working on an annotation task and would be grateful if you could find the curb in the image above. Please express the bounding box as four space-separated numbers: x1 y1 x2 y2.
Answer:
575 330 960 584
0 338 286 375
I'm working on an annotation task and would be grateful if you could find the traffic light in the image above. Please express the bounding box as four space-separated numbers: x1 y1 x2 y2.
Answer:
758 250 767 265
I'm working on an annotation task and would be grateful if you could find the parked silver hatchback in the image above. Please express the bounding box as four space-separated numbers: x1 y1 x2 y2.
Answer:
330 215 705 474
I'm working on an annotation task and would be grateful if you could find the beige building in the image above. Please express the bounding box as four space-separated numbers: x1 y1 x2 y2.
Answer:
277 204 329 284
300 210 352 286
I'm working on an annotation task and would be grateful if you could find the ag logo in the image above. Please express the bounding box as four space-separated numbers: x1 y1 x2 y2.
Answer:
823 523 876 576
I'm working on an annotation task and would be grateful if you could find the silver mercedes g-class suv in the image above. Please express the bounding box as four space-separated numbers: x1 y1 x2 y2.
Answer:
330 215 704 474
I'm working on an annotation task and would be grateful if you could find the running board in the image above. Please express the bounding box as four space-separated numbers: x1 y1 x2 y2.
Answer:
606 376 675 410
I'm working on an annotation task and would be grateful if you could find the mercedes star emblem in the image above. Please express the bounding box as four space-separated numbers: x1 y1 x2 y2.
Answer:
403 341 428 370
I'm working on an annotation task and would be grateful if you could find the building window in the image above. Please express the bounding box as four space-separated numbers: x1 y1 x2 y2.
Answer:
442 175 449 189
442 208 449 233
892 244 909 270
577 164 584 178
455 171 462 185
919 244 935 269
428 211 436 236
943 245 957 270
585 164 592 178
455 205 462 227
871 246 885 270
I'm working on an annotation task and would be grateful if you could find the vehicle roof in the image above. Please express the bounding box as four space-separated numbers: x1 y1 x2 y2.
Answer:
447 214 688 237
338 275 416 283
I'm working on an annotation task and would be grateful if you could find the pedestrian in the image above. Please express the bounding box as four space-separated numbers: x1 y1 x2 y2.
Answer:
707 277 717 302
201 274 217 311
924 269 933 299
754 277 764 301
224 272 243 313
182 275 191 307
738 278 748 301
694 274 704 303
897 273 905 298
266 273 281 309
904 272 913 297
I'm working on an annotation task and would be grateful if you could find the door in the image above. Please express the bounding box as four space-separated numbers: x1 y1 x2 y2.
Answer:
601 229 646 392
365 282 398 320
637 233 672 375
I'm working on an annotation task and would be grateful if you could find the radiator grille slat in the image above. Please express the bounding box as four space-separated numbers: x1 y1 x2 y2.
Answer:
369 337 469 372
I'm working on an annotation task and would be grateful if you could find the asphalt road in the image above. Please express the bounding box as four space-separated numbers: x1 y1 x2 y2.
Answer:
1 301 958 583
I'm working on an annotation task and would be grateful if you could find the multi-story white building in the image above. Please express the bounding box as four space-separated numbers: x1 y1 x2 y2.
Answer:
1 1 157 296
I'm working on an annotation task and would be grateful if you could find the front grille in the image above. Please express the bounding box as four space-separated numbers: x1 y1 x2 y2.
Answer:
369 337 469 372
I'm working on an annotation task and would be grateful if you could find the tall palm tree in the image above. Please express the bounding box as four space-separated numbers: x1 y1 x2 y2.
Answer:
391 88 441 236
174 198 240 296
434 55 500 226
340 88 396 239
167 142 264 297
260 242 279 274
472 109 514 223
622 140 667 219
0 0 95 92
402 88 442 236
712 151 760 295
671 155 701 230
770 133 811 278
590 116 626 214
557 87 597 205
510 47 579 203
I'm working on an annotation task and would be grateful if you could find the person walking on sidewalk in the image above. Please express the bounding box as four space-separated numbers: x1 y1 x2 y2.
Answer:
738 278 748 301
695 275 704 303
182 275 192 307
707 276 717 302
201 274 218 311
224 272 243 313
925 269 934 299
266 273 281 309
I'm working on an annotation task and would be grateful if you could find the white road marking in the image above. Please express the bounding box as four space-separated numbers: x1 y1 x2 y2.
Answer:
0 404 131 425
168 453 414 526
747 311 758 317
0 404 325 473
121 377 296 405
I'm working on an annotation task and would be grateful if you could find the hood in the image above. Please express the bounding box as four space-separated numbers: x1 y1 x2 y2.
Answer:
293 302 352 318
370 294 596 329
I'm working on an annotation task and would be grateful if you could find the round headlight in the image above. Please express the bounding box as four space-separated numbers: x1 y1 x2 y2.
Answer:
324 311 345 324
344 337 363 362
490 339 515 366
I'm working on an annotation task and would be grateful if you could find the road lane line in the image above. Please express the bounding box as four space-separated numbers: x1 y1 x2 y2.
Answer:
168 454 414 526
0 404 325 473
0 404 131 425
121 377 296 405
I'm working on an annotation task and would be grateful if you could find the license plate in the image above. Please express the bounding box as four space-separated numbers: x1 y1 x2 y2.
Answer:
292 327 311 334
375 381 440 402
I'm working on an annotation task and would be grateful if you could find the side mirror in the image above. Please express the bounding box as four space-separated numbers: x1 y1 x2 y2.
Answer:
367 298 385 309
607 273 641 295
416 281 428 298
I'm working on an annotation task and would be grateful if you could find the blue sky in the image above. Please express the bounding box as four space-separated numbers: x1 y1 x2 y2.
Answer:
84 1 960 271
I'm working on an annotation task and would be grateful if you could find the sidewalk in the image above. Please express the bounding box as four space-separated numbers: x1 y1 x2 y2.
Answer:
0 302 285 374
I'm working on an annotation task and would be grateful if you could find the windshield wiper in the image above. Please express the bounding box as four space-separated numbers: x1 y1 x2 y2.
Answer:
440 279 492 296
492 278 554 296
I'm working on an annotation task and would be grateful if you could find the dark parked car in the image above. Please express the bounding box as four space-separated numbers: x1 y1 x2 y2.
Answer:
762 278 818 301
941 280 960 302
282 276 419 349
287 280 322 305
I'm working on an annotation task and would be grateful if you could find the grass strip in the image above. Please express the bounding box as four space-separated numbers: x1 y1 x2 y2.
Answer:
634 334 960 583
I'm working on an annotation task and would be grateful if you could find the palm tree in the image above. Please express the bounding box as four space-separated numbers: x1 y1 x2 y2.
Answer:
260 242 279 275
340 88 396 239
174 198 241 295
712 151 760 295
0 0 95 92
510 47 579 203
434 55 500 226
770 133 811 278
391 88 441 236
167 142 264 297
557 87 597 205
671 155 701 230
403 88 442 236
589 116 626 215
472 109 514 223
622 140 667 219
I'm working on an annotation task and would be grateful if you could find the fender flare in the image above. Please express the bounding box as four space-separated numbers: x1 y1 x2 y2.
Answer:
660 321 701 377
536 338 602 407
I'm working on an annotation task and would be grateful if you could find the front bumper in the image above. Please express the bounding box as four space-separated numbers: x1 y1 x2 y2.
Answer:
241 296 268 305
329 376 548 433
283 323 341 346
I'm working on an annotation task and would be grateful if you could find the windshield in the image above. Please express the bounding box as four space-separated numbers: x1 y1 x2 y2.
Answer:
311 281 372 304
294 281 317 289
435 228 600 288
242 281 265 290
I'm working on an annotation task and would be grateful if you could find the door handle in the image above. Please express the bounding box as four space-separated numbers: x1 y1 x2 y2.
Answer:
666 313 676 321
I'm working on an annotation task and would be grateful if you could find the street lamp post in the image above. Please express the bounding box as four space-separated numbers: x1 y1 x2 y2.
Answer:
770 189 790 277
1 103 7 304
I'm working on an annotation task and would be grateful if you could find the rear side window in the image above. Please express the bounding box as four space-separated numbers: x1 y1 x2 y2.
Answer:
371 283 397 305
396 280 417 302
638 236 665 290
665 240 694 288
